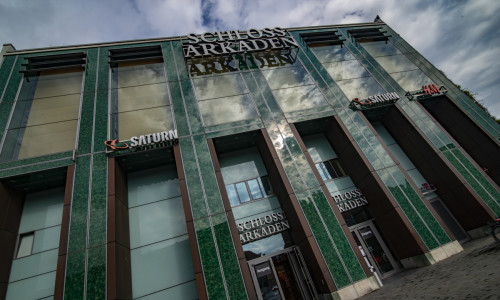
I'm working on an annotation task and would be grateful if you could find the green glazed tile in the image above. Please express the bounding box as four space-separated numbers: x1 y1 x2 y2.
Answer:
83 48 98 93
310 188 366 281
377 167 439 250
85 245 106 300
295 190 351 288
192 134 225 215
161 42 177 82
171 41 189 80
68 155 91 253
77 91 95 155
0 55 16 99
93 89 108 152
179 137 208 219
180 79 203 134
89 153 108 247
212 213 247 299
64 250 86 300
167 80 190 137
194 217 227 299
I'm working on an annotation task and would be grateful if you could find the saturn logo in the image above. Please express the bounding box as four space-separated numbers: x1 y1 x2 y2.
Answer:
104 139 129 150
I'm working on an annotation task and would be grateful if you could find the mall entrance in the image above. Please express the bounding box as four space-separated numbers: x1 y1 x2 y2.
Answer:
248 247 317 300
350 220 399 278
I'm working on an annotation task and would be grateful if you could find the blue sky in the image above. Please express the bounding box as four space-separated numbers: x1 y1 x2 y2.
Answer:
1 0 499 118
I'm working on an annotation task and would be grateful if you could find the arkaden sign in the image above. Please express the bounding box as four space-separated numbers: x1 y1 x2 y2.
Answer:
183 27 298 58
238 212 290 244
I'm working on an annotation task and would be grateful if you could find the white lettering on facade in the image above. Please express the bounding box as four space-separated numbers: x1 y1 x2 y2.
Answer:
183 27 298 58
238 212 289 244
333 189 369 212
129 129 178 147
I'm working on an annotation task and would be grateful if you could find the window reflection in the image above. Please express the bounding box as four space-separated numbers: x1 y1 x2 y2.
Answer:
272 85 328 113
310 44 385 102
192 73 248 100
111 59 173 139
225 176 272 207
335 77 386 100
361 41 434 91
0 68 83 162
198 94 258 126
257 51 329 114
191 70 259 127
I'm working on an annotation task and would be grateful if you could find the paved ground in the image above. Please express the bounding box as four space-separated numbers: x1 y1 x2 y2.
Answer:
359 235 500 300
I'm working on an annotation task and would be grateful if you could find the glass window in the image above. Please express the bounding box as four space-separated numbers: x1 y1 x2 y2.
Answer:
128 165 197 299
0 68 83 162
271 84 329 113
361 41 401 57
7 188 64 300
257 51 329 114
361 41 434 91
315 159 346 181
192 73 247 100
262 66 315 89
198 94 258 126
111 59 173 140
191 71 259 127
310 44 355 63
225 176 273 207
247 179 263 200
226 184 240 207
310 44 386 102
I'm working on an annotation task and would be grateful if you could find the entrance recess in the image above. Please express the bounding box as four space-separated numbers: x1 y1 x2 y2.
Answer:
350 220 399 278
248 247 317 300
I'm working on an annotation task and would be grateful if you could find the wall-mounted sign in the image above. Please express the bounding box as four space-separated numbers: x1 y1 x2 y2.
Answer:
349 92 399 110
104 129 178 152
333 189 368 212
183 27 298 58
406 83 447 100
238 212 290 244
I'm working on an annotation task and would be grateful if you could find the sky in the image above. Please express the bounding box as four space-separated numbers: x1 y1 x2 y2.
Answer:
0 0 499 118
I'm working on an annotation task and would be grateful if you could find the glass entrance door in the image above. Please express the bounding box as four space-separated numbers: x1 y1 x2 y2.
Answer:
249 247 317 300
350 220 398 277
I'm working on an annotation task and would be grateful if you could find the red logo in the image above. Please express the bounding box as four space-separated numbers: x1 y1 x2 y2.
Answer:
352 97 372 106
104 139 129 150
422 84 441 95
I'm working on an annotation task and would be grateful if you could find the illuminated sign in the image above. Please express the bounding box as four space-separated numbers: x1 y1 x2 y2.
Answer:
238 212 290 244
349 92 399 110
406 83 447 100
183 27 298 58
333 189 368 212
104 129 178 152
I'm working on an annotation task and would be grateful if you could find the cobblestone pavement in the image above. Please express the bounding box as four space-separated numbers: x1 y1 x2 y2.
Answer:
359 236 500 300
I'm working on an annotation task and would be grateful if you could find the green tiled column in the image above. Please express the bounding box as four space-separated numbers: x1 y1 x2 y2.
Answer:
336 27 500 215
64 46 108 300
239 53 366 288
291 29 451 250
168 42 248 299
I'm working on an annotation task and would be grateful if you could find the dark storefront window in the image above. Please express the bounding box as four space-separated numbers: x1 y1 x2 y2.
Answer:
6 188 64 300
127 165 197 299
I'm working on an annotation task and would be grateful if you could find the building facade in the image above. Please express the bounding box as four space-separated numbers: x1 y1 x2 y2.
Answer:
0 18 499 300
